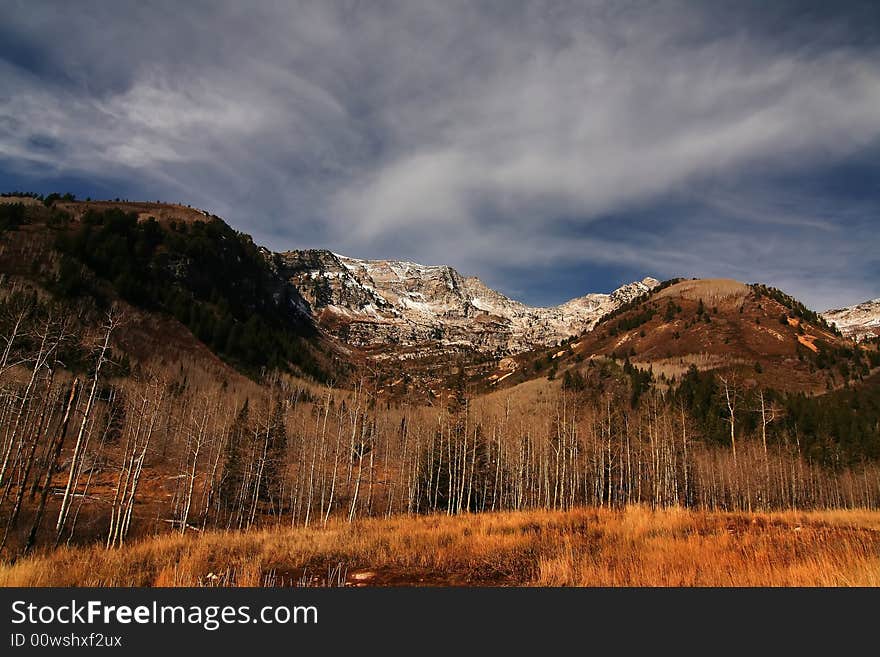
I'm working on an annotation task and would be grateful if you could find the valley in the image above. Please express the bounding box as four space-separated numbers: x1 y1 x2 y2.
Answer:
1 194 879 585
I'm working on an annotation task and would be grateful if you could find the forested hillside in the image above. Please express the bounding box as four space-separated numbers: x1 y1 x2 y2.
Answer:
0 195 878 562
2 197 334 380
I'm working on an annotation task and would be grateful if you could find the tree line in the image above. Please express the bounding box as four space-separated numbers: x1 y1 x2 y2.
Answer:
0 291 878 559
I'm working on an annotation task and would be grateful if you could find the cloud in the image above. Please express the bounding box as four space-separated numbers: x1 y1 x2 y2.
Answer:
331 21 880 240
1 1 879 309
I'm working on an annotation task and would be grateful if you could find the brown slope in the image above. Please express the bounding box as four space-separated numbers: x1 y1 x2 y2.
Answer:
479 278 867 395
55 199 217 226
0 198 352 386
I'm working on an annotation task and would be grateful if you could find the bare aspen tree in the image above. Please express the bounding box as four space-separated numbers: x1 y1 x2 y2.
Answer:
0 367 58 549
24 378 79 554
719 375 738 466
323 406 344 525
0 313 71 514
753 388 777 507
68 393 117 545
179 400 210 534
679 402 689 506
200 400 233 530
0 311 58 492
348 415 371 522
0 300 30 377
107 379 164 547
55 309 117 542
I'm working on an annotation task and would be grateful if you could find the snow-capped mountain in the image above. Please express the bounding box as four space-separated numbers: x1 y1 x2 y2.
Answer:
277 249 659 354
822 299 880 342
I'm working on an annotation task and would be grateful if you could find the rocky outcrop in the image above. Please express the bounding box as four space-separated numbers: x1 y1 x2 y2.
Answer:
822 299 880 341
278 249 658 354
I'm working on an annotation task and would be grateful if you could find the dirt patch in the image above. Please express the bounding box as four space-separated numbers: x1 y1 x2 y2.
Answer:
798 334 819 353
346 566 515 587
263 563 516 588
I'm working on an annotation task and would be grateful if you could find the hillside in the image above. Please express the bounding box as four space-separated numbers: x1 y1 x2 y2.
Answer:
0 195 341 382
482 278 872 395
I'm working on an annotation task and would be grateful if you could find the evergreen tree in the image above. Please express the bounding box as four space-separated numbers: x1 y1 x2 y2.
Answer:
219 400 250 510
261 397 288 502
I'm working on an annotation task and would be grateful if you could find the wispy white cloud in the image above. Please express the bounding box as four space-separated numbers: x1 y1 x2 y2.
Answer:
0 1 878 309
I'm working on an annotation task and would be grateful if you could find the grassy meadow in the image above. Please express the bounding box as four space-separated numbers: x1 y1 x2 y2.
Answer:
2 505 879 587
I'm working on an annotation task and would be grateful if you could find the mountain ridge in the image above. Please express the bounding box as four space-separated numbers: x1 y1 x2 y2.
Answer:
2 194 873 394
480 277 876 396
822 298 880 342
278 247 659 355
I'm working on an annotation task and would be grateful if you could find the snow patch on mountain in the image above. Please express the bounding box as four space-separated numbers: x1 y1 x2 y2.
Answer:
822 298 880 342
278 249 659 354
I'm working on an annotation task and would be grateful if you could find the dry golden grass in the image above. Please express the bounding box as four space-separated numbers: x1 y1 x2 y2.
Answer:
632 353 751 381
655 279 750 305
477 375 561 416
55 200 213 225
537 507 880 586
0 196 42 206
2 506 879 587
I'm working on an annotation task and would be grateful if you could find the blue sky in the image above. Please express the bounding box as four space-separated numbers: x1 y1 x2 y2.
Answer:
1 1 879 310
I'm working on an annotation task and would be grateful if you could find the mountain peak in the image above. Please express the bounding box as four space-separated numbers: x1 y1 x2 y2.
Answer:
277 249 657 354
822 298 880 341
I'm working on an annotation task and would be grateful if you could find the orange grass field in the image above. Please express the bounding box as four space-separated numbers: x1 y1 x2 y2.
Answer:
2 506 879 587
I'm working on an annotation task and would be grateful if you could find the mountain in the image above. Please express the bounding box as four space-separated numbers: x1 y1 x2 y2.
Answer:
483 278 874 394
822 299 880 341
6 195 874 399
279 248 659 355
0 196 656 381
0 196 336 381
